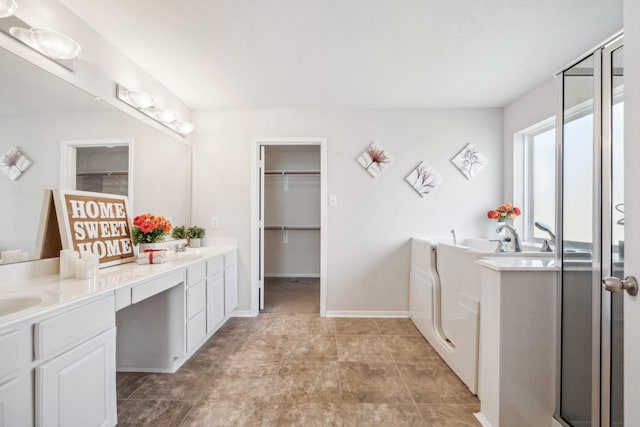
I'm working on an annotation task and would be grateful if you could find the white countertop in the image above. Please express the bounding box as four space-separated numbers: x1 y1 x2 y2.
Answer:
476 257 559 272
0 245 237 327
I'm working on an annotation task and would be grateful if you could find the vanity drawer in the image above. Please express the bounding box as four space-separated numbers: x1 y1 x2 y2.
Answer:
186 281 206 319
131 269 184 303
34 295 115 360
186 311 206 352
186 262 206 287
224 251 237 268
206 256 224 277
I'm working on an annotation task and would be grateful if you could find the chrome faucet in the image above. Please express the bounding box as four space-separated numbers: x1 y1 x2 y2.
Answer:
534 221 555 252
496 223 522 252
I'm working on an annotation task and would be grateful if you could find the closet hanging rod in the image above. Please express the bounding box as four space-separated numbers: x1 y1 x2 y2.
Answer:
264 170 320 175
264 225 320 231
76 171 128 176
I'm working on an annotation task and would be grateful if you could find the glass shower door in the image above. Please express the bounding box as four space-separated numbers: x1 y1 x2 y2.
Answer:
560 53 596 426
558 36 624 427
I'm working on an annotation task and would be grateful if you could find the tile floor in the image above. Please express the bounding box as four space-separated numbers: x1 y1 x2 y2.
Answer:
116 281 480 426
263 277 320 314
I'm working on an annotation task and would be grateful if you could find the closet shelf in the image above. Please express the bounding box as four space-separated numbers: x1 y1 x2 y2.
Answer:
265 225 320 231
265 170 320 175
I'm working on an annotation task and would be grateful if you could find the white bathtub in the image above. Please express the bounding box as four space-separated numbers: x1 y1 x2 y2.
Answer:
409 237 553 395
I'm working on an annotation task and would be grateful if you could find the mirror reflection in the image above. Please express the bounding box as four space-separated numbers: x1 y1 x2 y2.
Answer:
0 46 192 265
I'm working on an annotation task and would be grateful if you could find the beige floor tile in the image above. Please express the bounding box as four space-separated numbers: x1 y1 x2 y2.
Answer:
199 362 279 402
179 400 265 426
336 335 394 362
381 335 440 363
129 366 205 401
227 334 289 363
398 363 479 404
339 362 413 403
116 372 152 399
264 278 320 314
272 361 341 403
335 318 381 335
117 284 480 426
417 403 481 426
260 402 343 427
284 334 338 361
117 399 194 427
375 318 422 336
339 403 426 426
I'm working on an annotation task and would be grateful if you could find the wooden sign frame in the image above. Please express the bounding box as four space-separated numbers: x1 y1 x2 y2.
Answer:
51 189 135 267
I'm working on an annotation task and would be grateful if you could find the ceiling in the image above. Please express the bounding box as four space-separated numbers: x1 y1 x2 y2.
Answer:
60 0 623 110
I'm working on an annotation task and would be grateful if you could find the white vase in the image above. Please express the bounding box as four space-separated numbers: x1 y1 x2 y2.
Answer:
190 238 201 248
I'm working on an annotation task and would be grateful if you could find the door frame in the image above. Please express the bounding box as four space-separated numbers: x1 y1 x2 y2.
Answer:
250 137 328 317
60 138 134 204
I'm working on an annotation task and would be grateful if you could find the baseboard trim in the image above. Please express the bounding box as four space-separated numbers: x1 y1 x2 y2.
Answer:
474 412 493 427
230 310 254 317
264 273 321 278
325 310 409 318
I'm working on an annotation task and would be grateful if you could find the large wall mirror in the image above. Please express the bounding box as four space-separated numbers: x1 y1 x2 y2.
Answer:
0 46 192 265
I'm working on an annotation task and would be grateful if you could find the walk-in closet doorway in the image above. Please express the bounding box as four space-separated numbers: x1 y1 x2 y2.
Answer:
251 138 328 316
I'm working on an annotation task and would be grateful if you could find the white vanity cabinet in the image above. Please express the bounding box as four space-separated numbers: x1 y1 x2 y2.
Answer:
185 262 207 352
206 256 225 333
0 324 32 427
224 251 238 316
34 295 117 427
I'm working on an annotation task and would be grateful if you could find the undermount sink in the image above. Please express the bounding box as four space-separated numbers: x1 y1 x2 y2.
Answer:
0 289 58 318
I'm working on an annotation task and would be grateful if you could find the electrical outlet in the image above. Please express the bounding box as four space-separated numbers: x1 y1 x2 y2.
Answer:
211 217 219 228
329 194 337 207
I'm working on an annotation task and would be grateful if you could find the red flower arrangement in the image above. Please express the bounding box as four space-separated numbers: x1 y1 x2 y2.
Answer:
131 213 172 244
487 203 521 222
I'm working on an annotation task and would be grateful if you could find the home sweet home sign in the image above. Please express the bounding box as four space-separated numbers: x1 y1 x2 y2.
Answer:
52 189 135 266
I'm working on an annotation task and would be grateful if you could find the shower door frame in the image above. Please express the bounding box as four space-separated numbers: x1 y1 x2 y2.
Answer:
555 32 624 427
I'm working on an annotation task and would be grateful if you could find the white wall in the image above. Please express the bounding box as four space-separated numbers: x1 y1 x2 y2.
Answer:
502 78 557 203
191 108 503 314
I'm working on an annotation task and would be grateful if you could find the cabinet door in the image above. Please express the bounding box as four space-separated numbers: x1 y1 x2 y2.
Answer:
36 328 116 427
0 376 30 427
207 271 225 333
224 266 238 316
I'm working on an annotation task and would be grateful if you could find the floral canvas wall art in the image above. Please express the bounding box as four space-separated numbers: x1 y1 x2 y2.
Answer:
405 161 442 197
357 142 393 178
451 143 487 180
1 146 32 181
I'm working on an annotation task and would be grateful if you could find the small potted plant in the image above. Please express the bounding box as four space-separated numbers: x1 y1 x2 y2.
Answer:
171 225 187 240
187 226 205 248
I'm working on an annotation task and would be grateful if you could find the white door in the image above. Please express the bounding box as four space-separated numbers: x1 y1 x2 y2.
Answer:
624 6 640 424
258 145 265 310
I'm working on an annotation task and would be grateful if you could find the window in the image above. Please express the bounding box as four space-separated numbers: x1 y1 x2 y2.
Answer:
514 118 556 243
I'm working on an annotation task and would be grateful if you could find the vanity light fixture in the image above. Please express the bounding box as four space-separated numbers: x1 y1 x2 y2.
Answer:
116 84 195 136
143 106 177 124
118 86 154 109
9 27 81 60
0 0 18 18
0 12 79 70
